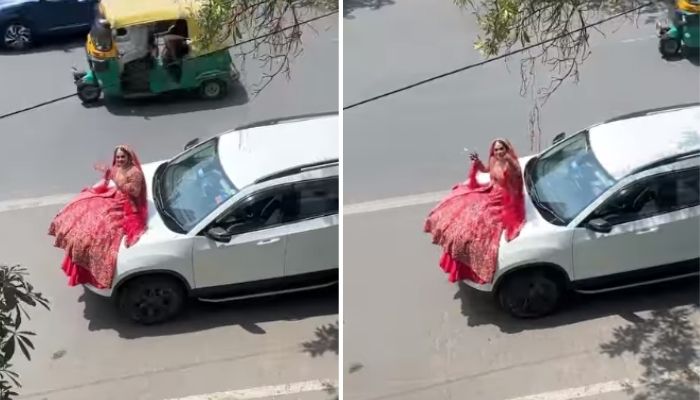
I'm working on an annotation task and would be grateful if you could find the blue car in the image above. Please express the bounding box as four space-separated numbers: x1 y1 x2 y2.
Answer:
0 0 98 50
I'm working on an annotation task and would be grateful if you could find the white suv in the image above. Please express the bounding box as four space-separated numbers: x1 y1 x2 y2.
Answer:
468 103 700 318
88 112 339 324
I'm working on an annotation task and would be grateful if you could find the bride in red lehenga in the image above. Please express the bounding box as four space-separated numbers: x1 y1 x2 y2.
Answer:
424 138 526 284
48 145 148 289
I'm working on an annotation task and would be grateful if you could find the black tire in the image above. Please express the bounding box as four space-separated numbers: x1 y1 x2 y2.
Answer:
1 21 32 50
496 269 564 318
117 275 186 325
659 37 681 58
77 82 102 104
200 79 227 100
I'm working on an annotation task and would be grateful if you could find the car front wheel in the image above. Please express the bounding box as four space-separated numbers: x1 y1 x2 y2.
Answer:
117 275 186 325
496 269 563 318
2 22 32 50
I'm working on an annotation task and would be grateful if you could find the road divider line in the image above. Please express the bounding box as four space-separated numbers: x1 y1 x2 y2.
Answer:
504 365 700 400
344 191 447 216
0 193 74 214
0 190 448 216
163 379 337 400
620 34 657 44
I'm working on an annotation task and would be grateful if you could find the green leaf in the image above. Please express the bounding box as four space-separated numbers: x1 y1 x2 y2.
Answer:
12 311 19 331
16 340 29 361
1 340 15 363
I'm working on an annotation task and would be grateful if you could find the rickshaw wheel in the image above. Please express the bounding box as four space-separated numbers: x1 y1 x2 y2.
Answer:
200 79 227 100
77 82 102 104
659 37 682 57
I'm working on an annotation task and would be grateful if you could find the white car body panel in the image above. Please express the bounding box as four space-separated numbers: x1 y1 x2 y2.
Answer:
284 215 339 276
192 225 287 288
572 206 700 281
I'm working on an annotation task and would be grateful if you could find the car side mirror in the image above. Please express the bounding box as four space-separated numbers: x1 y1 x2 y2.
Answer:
205 226 232 243
552 132 566 145
586 218 613 234
184 138 199 150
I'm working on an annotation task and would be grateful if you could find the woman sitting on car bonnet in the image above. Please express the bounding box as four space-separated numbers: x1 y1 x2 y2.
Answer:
424 139 526 284
48 145 148 289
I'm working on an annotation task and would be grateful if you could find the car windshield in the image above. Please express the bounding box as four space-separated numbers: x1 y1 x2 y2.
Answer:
526 130 617 225
157 138 238 232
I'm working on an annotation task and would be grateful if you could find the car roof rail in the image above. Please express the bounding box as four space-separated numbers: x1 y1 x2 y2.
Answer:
627 149 700 177
234 111 338 131
254 159 339 184
603 102 700 124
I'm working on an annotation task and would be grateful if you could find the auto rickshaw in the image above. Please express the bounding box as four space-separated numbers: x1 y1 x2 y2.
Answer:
657 0 700 58
72 0 239 104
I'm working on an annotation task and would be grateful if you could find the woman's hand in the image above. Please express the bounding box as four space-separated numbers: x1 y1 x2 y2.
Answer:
94 162 109 173
469 152 480 162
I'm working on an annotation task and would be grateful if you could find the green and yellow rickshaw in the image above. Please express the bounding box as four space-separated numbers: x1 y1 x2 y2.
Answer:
72 0 239 104
657 0 700 58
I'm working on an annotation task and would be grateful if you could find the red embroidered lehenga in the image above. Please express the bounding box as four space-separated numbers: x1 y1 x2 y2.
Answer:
424 139 526 284
48 145 148 289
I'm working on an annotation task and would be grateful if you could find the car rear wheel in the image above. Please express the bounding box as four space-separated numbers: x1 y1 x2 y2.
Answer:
117 275 186 325
497 269 563 318
2 22 32 50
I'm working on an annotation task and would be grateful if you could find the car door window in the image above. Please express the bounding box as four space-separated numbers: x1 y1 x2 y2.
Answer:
283 177 339 223
592 167 700 225
215 186 292 235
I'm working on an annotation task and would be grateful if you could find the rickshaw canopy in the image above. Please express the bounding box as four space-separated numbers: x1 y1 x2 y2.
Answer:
677 0 700 13
98 0 234 55
99 0 204 28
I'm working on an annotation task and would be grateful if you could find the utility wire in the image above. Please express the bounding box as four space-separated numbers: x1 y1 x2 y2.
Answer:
343 2 652 111
0 10 338 120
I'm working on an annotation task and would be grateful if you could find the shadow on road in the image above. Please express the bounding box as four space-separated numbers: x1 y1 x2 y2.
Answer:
454 277 699 334
78 285 338 339
299 320 339 398
344 0 396 19
600 305 700 400
661 51 700 66
0 33 85 57
94 80 250 118
301 320 338 357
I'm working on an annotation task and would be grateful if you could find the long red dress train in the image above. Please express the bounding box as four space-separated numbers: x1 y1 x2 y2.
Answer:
424 139 526 284
48 145 148 289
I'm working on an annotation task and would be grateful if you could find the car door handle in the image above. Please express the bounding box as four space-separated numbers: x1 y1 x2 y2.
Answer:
257 238 280 245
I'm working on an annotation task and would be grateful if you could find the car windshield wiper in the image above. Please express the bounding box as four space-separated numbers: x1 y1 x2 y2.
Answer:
526 165 566 224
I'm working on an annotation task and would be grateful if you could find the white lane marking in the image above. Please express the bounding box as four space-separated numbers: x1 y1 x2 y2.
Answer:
504 365 700 400
163 379 337 400
0 190 448 216
620 35 657 43
0 193 74 213
344 190 447 216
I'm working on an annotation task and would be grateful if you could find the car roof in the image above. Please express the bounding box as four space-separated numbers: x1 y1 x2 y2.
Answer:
589 104 700 179
218 114 338 188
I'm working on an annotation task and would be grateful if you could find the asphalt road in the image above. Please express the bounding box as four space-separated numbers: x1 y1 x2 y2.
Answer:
343 1 700 399
0 14 339 400
0 15 338 201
